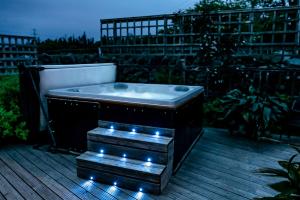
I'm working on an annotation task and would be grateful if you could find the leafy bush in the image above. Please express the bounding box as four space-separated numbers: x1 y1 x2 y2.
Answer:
221 85 289 138
255 145 300 200
0 76 28 141
203 98 225 127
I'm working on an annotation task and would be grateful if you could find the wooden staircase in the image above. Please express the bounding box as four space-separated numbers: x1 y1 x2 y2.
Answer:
76 120 174 194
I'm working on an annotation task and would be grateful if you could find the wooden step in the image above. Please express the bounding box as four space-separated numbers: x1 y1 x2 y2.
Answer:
76 151 171 194
98 120 175 137
88 140 173 164
87 127 173 153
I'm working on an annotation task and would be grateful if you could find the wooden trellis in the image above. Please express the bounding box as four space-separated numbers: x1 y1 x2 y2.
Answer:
0 34 37 75
100 6 300 56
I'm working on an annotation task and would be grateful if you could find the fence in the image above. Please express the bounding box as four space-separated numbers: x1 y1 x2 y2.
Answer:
100 6 300 56
0 34 38 75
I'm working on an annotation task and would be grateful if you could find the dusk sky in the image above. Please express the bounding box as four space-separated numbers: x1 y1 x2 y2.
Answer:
0 0 199 40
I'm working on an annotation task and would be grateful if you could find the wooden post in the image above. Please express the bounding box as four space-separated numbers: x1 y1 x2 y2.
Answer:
180 15 184 55
126 20 129 53
156 19 158 45
283 11 288 43
173 16 176 55
113 21 117 45
164 16 168 55
141 20 143 45
133 20 136 45
249 10 254 55
271 10 276 54
190 15 193 54
100 21 103 42
218 14 221 43
148 19 151 45
238 12 242 52
2 36 6 67
297 1 300 54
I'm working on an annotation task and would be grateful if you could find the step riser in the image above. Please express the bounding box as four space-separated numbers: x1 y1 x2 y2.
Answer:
99 120 175 137
88 140 169 164
88 133 170 153
77 167 161 194
77 160 161 183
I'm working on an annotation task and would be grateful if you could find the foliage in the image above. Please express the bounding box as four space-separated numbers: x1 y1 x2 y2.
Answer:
37 32 99 54
221 84 289 138
254 145 300 200
183 0 292 68
186 0 248 12
203 98 225 127
0 76 29 141
188 0 289 12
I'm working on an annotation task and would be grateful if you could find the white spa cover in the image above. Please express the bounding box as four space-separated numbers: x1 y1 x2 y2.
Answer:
39 63 116 131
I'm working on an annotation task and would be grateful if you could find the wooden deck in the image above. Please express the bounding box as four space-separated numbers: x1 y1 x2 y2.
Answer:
0 128 296 200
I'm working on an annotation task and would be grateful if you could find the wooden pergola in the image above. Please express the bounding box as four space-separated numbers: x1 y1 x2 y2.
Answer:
0 34 37 75
100 5 300 56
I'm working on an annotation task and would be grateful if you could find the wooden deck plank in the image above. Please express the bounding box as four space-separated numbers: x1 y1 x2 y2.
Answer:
203 133 294 161
52 151 159 200
196 142 281 169
182 161 274 198
0 173 24 200
0 128 295 200
25 147 134 200
205 128 295 156
14 148 103 200
0 151 62 200
185 148 277 196
170 177 227 200
5 149 81 200
175 169 249 200
0 192 6 200
187 150 282 187
159 182 208 200
0 159 43 200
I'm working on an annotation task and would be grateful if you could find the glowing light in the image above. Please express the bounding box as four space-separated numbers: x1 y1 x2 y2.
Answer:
139 188 143 192
109 125 114 132
90 176 94 180
147 158 151 162
132 128 136 133
114 182 117 186
155 131 160 136
81 180 93 190
100 149 104 154
123 153 127 158
107 186 117 193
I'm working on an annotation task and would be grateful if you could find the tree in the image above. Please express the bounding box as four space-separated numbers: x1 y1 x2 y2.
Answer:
187 0 291 13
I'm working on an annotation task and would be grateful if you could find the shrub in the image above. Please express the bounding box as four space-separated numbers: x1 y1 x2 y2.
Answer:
203 98 225 127
255 145 300 200
0 76 28 141
221 85 289 138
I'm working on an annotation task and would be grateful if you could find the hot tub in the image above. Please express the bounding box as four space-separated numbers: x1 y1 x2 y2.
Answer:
47 82 203 108
46 82 204 171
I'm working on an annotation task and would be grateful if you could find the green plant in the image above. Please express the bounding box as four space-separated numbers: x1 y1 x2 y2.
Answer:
221 85 289 138
0 76 29 141
254 145 300 200
203 98 225 127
